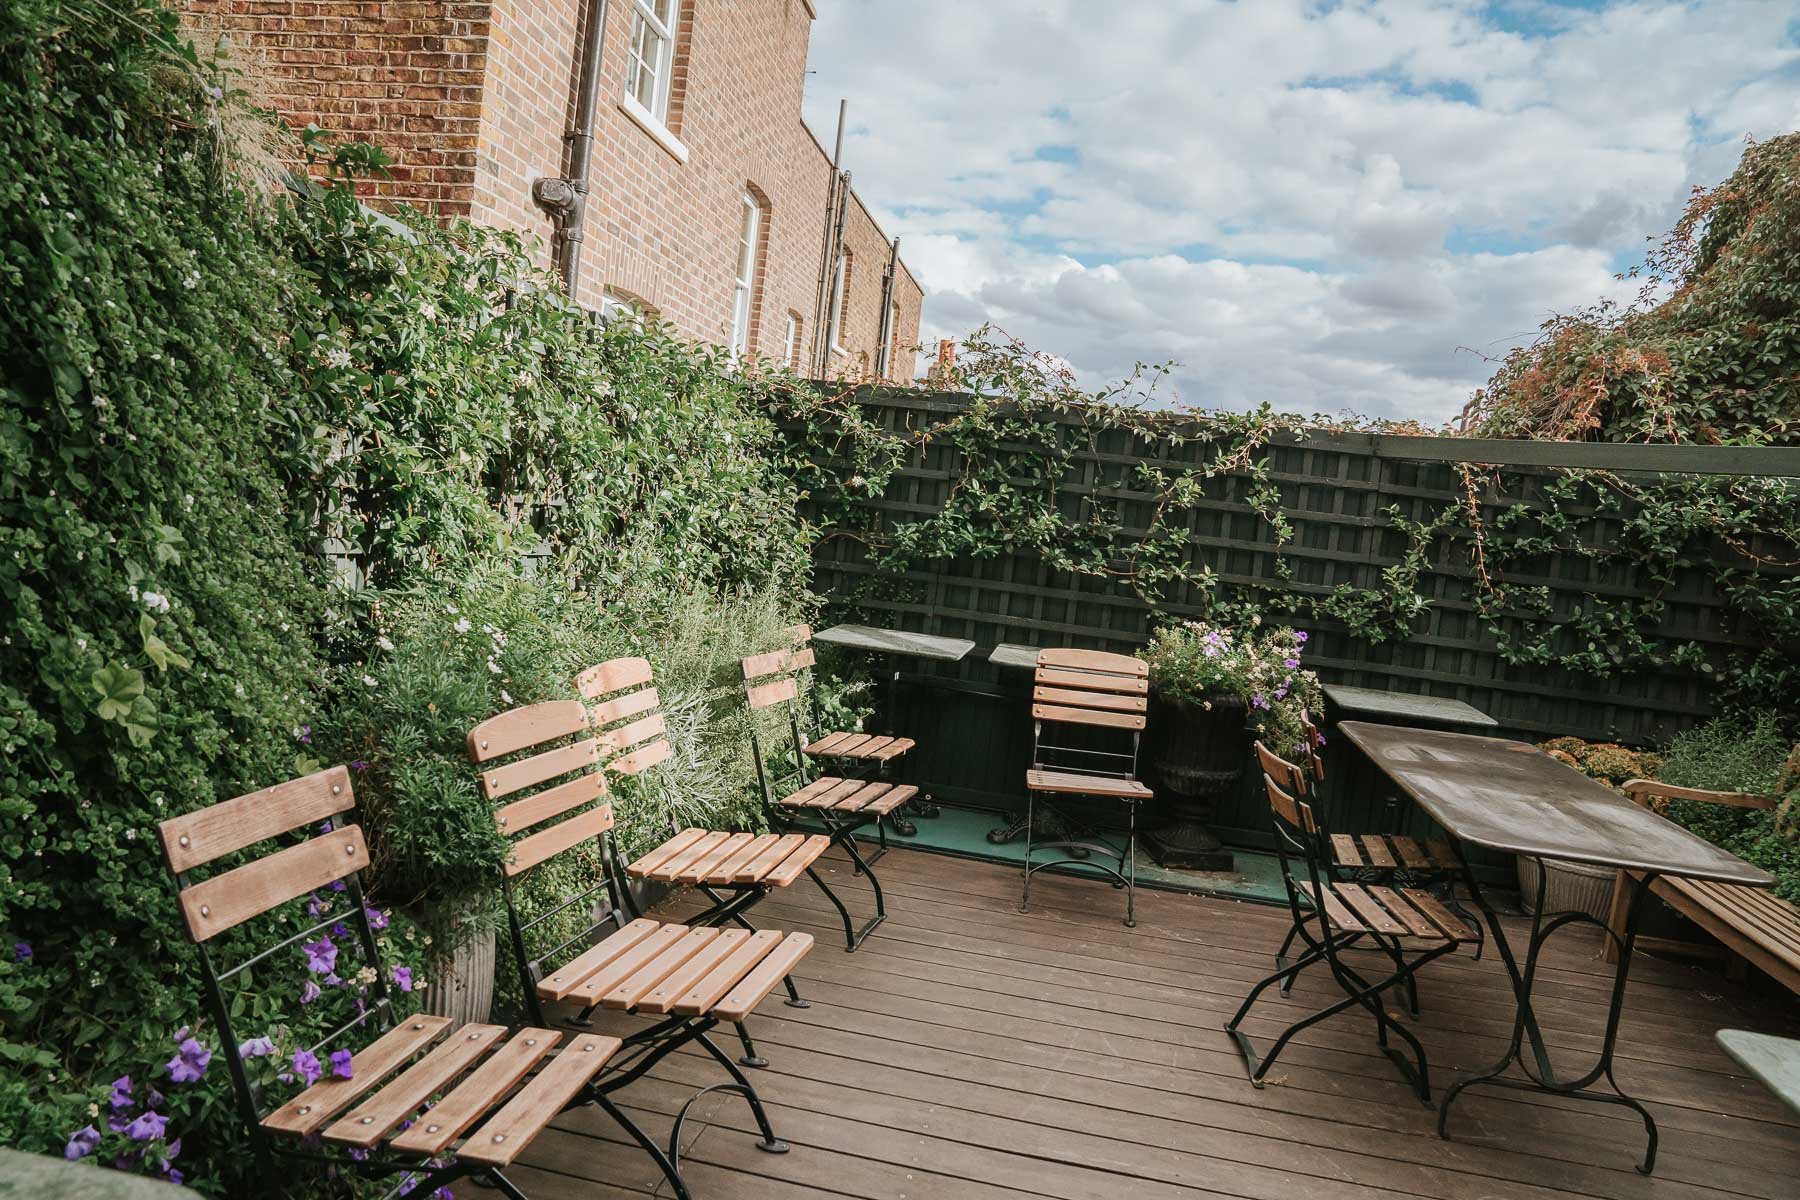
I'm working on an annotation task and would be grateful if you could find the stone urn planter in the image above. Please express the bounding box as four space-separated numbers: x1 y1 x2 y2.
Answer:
1143 693 1247 871
422 924 496 1030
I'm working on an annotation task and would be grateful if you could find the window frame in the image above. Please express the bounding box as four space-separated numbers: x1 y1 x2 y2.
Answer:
729 192 762 361
784 312 801 369
619 0 689 162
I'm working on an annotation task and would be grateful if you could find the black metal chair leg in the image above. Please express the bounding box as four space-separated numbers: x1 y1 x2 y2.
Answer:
697 1032 790 1153
1019 791 1035 914
734 1021 769 1069
805 863 857 950
593 1091 692 1200
1124 799 1137 928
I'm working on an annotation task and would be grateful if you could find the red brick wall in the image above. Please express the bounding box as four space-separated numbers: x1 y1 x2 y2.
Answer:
184 1 489 215
182 0 923 381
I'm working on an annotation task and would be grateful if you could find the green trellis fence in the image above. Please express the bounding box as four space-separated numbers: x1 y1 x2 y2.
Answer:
781 387 1798 848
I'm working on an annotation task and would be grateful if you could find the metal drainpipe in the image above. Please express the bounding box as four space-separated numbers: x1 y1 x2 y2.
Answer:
535 0 611 298
874 235 900 380
811 99 847 377
819 169 851 377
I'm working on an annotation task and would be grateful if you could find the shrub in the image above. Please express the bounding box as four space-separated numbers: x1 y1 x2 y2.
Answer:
1656 715 1800 904
1139 619 1322 757
0 3 342 1190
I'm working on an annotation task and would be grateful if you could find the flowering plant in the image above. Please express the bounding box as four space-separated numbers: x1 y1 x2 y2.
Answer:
1138 619 1322 757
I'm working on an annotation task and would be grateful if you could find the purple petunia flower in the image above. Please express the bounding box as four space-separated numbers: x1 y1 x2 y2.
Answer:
1296 631 1309 643
331 922 350 940
349 760 369 772
323 972 342 988
1251 694 1270 710
318 818 333 834
302 937 338 975
365 907 389 930
391 965 413 993
64 1125 100 1160
329 1049 354 1080
292 1049 322 1087
305 893 326 919
1283 657 1300 669
166 1036 211 1084
300 980 321 1004
109 1076 134 1112
12 942 31 964
328 879 346 893
434 1188 454 1200
296 724 312 745
239 1036 276 1059
348 1147 371 1162
163 1168 184 1186
125 1111 167 1142
163 1138 181 1162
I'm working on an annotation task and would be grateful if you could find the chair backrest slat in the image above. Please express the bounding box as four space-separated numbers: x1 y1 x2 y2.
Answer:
1030 701 1147 730
1032 685 1147 713
1622 778 1777 810
506 805 614 877
177 825 371 941
1255 741 1309 797
1032 651 1151 731
468 700 588 763
1262 773 1316 835
495 772 606 835
576 656 654 698
478 739 601 800
579 656 675 777
1033 666 1149 695
598 713 665 755
746 676 799 710
1036 648 1147 676
741 647 790 680
611 739 673 776
588 686 660 727
159 765 354 873
785 646 816 672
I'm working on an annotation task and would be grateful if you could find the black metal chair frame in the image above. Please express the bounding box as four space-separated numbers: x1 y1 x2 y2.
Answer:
1224 770 1456 1104
749 697 889 951
497 828 792 1197
161 777 665 1200
578 656 814 1042
1020 718 1142 930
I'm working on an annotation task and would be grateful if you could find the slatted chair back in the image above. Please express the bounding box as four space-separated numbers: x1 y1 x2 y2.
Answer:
577 656 674 778
1298 711 1326 785
1257 754 1338 937
1028 648 1149 781
740 627 818 806
157 766 395 1163
467 699 629 1027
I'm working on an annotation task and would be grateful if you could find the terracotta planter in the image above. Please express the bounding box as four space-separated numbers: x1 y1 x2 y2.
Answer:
1143 692 1247 871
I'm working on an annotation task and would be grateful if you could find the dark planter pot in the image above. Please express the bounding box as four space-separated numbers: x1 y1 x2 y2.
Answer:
1143 693 1249 871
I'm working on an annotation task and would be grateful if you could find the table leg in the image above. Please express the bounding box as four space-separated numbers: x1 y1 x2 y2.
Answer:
1438 859 1661 1174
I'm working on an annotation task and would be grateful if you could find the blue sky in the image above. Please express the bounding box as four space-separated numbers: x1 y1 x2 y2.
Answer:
803 0 1800 423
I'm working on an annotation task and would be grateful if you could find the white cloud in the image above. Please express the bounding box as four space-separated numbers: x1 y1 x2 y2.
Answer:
804 0 1800 421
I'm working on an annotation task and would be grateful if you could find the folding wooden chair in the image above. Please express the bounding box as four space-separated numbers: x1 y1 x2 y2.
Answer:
742 639 912 950
578 655 828 1039
1020 649 1153 928
1272 715 1483 992
469 700 816 1195
1225 747 1476 1103
155 765 662 1199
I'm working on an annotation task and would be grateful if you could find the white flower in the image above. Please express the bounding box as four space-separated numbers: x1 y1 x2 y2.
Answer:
500 690 513 704
183 271 201 289
233 683 246 698
361 674 378 687
140 590 171 613
418 302 437 320
454 617 471 634
850 475 866 488
486 658 501 674
513 369 536 388
323 347 353 369
377 636 395 652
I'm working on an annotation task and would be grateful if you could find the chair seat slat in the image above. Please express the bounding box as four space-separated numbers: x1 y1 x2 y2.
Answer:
712 933 816 1022
761 835 832 886
625 828 708 878
386 1028 560 1156
670 932 784 1015
674 833 756 885
536 918 662 1001
601 927 722 1010
1026 769 1152 800
634 930 754 1014
324 1024 508 1147
731 833 808 883
455 1035 622 1167
262 1015 451 1137
1358 836 1397 869
1390 836 1431 870
1330 834 1363 868
566 925 691 1004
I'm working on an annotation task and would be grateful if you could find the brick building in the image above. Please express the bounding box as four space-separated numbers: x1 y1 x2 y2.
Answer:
185 0 922 382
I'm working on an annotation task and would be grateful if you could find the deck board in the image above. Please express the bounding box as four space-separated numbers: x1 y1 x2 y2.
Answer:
519 845 1800 1199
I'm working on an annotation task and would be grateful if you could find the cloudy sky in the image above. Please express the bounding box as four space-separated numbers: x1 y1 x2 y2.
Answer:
801 0 1800 424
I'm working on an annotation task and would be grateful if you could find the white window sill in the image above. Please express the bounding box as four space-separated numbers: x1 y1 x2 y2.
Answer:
619 94 689 164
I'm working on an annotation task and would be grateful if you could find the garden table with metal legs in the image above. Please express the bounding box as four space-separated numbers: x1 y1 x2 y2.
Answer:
1337 720 1776 1177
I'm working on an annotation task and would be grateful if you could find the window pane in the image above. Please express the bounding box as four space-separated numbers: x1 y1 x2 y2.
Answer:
652 0 674 26
629 15 667 116
731 286 751 357
736 202 758 282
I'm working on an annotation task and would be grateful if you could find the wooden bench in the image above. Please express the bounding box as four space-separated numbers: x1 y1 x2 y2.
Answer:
1604 779 1799 995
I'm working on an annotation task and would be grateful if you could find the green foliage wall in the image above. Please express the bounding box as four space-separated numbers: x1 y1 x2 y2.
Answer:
0 5 823 1193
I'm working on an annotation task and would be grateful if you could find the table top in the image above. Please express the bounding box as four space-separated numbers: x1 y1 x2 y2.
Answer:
1323 684 1497 728
1338 722 1775 885
989 642 1043 671
814 624 976 662
1716 1030 1800 1116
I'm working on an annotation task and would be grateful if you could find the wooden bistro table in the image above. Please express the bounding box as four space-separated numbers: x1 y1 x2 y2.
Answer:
813 624 976 834
1338 722 1776 1174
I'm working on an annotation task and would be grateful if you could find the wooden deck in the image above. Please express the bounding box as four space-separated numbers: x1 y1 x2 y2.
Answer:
511 845 1800 1199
